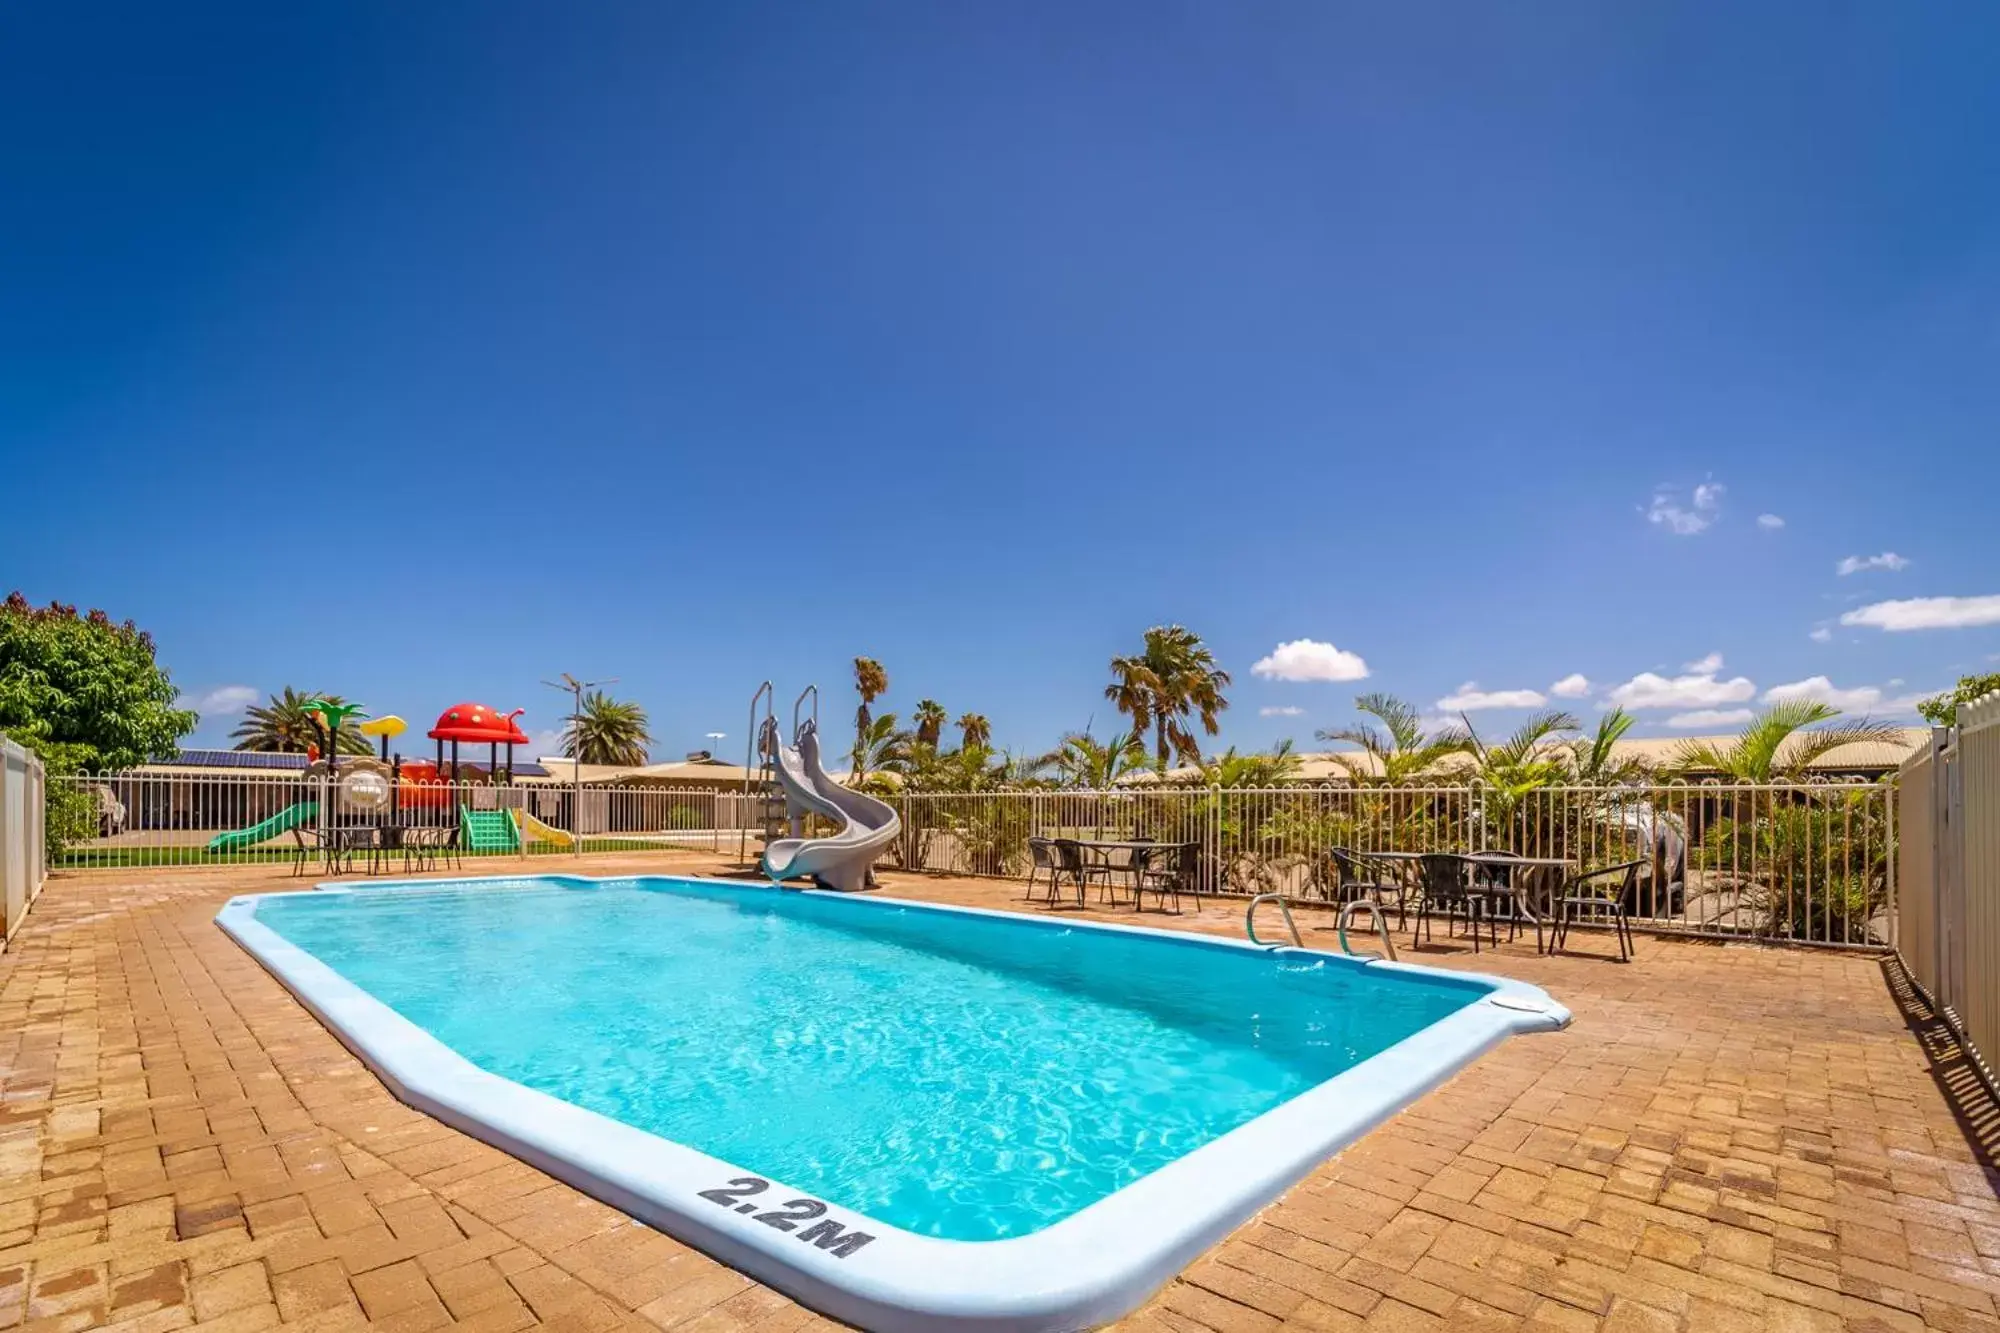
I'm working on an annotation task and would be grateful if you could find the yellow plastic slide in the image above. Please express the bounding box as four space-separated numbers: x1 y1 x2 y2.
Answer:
508 808 576 848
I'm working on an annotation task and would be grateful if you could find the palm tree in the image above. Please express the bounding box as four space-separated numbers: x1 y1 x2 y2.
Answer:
1462 710 1578 839
957 712 991 750
1104 625 1232 772
848 712 911 783
1315 693 1471 783
562 691 653 766
1464 710 1579 793
904 740 1013 793
913 699 947 749
1673 702 1903 782
1566 708 1650 784
1199 739 1304 788
231 687 370 754
851 657 889 774
1041 728 1148 789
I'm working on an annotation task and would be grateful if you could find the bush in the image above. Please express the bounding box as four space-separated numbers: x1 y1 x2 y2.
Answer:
1695 793 1889 942
7 738 101 861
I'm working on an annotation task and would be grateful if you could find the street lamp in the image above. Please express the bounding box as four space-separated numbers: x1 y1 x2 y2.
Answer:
541 672 617 858
705 732 726 759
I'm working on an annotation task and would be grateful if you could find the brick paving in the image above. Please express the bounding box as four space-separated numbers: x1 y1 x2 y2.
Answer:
3 853 1997 1331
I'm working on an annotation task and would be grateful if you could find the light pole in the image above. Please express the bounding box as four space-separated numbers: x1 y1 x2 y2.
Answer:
541 672 617 858
705 732 726 759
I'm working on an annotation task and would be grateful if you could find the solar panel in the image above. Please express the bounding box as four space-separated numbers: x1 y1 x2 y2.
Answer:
174 748 310 770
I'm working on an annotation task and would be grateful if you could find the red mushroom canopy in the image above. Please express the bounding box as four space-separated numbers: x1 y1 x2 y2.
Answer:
427 703 529 745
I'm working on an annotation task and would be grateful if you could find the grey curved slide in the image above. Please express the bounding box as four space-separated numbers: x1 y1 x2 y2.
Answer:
760 716 901 893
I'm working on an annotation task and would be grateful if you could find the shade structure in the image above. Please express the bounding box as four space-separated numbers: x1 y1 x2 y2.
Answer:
426 704 529 746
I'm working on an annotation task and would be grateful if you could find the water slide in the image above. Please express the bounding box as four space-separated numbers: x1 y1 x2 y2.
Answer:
509 808 575 847
760 716 901 893
208 800 318 853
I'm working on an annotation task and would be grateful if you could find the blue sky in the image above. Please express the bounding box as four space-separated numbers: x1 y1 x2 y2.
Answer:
4 3 1996 762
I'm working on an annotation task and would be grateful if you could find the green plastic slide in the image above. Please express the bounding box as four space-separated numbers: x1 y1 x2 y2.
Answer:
459 805 521 853
207 800 319 853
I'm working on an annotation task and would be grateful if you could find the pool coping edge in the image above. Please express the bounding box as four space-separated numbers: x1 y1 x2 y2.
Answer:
217 875 1569 1333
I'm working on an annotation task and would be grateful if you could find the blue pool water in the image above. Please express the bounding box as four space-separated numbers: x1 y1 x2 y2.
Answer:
252 877 1488 1242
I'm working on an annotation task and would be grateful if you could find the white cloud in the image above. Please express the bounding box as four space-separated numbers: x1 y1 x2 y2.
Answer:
1645 481 1724 536
1808 627 1833 643
1835 552 1910 577
1549 673 1591 699
189 684 259 719
1756 514 1785 530
1259 706 1304 718
1436 682 1548 711
1841 595 2000 632
528 728 566 757
1683 651 1725 674
1760 676 1924 717
1668 708 1755 729
1251 639 1370 682
1605 666 1756 710
1762 676 1888 712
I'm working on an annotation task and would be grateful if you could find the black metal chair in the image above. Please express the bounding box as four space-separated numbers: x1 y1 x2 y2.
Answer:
1024 837 1058 901
1414 853 1496 953
1049 839 1101 906
1552 860 1645 961
1138 842 1198 913
289 825 324 877
1329 847 1408 927
401 824 449 875
1469 852 1542 952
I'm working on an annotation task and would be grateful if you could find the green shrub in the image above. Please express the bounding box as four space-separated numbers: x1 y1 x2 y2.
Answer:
1695 793 1890 942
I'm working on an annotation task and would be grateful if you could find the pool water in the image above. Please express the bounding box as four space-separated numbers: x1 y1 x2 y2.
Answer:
251 877 1487 1242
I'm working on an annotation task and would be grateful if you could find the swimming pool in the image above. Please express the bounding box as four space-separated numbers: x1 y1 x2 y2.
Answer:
219 875 1568 1331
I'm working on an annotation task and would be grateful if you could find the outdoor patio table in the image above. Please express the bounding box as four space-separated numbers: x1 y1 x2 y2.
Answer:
1070 840 1192 904
323 825 386 876
1462 853 1576 938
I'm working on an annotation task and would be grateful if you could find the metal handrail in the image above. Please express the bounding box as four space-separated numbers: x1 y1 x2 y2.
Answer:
1246 893 1302 949
739 681 774 864
792 684 818 743
1337 900 1398 961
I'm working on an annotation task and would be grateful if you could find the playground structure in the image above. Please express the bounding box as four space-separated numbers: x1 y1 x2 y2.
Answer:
752 683 901 893
205 696 575 856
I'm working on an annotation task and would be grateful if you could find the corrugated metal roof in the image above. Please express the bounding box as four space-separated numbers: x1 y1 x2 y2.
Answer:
530 756 757 786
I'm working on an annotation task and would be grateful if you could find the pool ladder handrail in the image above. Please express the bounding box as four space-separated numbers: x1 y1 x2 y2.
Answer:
1245 893 1302 949
791 684 818 744
1336 900 1399 962
739 681 775 864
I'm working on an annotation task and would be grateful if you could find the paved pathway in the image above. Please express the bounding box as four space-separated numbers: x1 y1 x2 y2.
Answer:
2 855 1996 1331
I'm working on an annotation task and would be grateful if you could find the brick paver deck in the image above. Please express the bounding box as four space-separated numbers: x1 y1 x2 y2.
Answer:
3 854 1997 1331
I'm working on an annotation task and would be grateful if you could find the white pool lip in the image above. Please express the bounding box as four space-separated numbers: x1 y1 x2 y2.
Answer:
218 875 1569 1333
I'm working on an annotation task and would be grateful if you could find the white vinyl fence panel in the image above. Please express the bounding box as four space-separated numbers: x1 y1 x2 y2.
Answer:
2 738 48 944
1896 694 2000 1091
